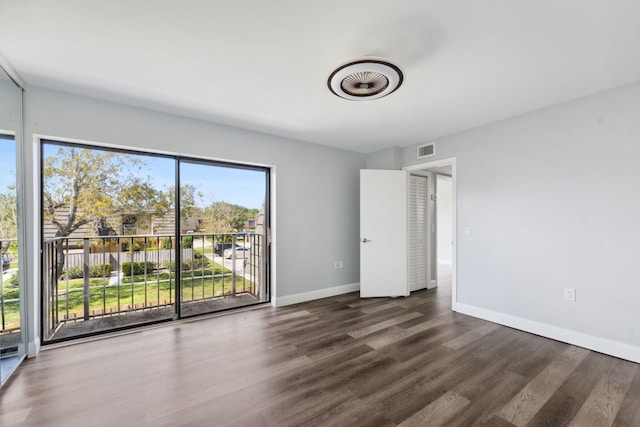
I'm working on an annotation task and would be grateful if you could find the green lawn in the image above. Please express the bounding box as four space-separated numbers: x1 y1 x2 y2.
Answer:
53 274 255 318
0 300 20 325
195 247 214 255
121 264 229 284
1 261 254 326
1 275 20 325
1 285 19 301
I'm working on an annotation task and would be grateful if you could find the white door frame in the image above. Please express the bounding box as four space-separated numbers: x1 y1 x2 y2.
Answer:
403 158 457 311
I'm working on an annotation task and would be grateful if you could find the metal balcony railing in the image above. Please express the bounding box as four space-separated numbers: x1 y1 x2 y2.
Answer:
0 239 19 336
42 233 267 341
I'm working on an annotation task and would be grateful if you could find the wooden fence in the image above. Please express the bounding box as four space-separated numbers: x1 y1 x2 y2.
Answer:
63 248 195 270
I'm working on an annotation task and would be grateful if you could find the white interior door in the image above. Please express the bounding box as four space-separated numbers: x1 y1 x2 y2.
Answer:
360 169 409 297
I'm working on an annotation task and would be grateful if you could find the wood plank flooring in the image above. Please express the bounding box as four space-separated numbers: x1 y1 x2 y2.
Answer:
1 280 639 426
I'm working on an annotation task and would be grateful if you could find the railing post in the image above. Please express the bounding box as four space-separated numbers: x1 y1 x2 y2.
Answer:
53 241 60 328
83 238 90 321
231 235 236 297
259 234 265 301
42 242 49 338
0 243 5 331
49 243 56 333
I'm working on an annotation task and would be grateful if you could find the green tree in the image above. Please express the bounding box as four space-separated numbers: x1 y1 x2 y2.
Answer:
0 189 17 239
178 184 203 225
43 146 171 238
118 178 172 216
43 146 169 276
201 201 257 233
118 178 173 233
44 147 130 237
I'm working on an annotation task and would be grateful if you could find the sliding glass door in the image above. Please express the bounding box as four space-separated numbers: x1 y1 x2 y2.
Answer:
41 141 270 343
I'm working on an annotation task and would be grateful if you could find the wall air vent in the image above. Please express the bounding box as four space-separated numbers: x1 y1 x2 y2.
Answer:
417 143 435 159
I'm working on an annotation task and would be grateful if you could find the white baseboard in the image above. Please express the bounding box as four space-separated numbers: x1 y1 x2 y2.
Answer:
274 283 360 307
454 303 640 364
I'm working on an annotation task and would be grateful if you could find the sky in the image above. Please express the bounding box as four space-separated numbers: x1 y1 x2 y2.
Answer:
42 143 266 209
179 161 266 209
0 136 16 193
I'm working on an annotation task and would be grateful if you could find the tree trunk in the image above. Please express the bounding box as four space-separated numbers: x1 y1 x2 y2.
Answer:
54 239 66 282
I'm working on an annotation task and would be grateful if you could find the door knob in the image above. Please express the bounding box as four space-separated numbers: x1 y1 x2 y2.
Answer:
361 238 370 243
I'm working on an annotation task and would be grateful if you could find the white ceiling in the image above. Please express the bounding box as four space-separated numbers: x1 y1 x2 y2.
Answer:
1 1 639 154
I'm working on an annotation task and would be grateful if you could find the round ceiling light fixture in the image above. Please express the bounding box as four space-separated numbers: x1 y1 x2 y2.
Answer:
328 59 403 101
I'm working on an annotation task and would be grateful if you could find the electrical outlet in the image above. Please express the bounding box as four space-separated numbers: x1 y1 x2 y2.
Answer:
464 226 471 236
334 261 339 270
564 288 576 302
338 261 343 269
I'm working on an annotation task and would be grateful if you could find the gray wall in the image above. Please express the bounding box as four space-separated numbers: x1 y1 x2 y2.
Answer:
400 81 640 358
365 146 402 170
0 76 20 132
22 87 365 351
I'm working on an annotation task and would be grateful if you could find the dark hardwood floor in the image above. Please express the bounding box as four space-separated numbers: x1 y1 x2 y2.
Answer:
1 275 639 426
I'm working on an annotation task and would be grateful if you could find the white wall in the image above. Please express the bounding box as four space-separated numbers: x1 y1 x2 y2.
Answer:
401 81 640 362
365 146 402 170
436 175 453 265
22 87 365 352
0 77 20 132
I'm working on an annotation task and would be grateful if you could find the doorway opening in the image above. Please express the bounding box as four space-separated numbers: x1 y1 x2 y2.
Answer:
40 139 270 343
404 159 455 310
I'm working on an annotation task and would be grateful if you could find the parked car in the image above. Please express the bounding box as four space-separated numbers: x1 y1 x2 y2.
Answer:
2 256 10 271
224 247 250 259
214 243 240 256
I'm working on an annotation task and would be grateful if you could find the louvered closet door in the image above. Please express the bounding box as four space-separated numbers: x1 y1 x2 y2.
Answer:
409 174 428 291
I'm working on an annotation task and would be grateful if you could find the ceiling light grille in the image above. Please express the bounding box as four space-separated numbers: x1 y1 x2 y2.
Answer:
328 60 403 101
341 72 389 97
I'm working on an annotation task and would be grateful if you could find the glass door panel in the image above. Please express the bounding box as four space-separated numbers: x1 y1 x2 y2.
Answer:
0 134 21 384
41 142 176 342
178 160 269 317
1 63 24 386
